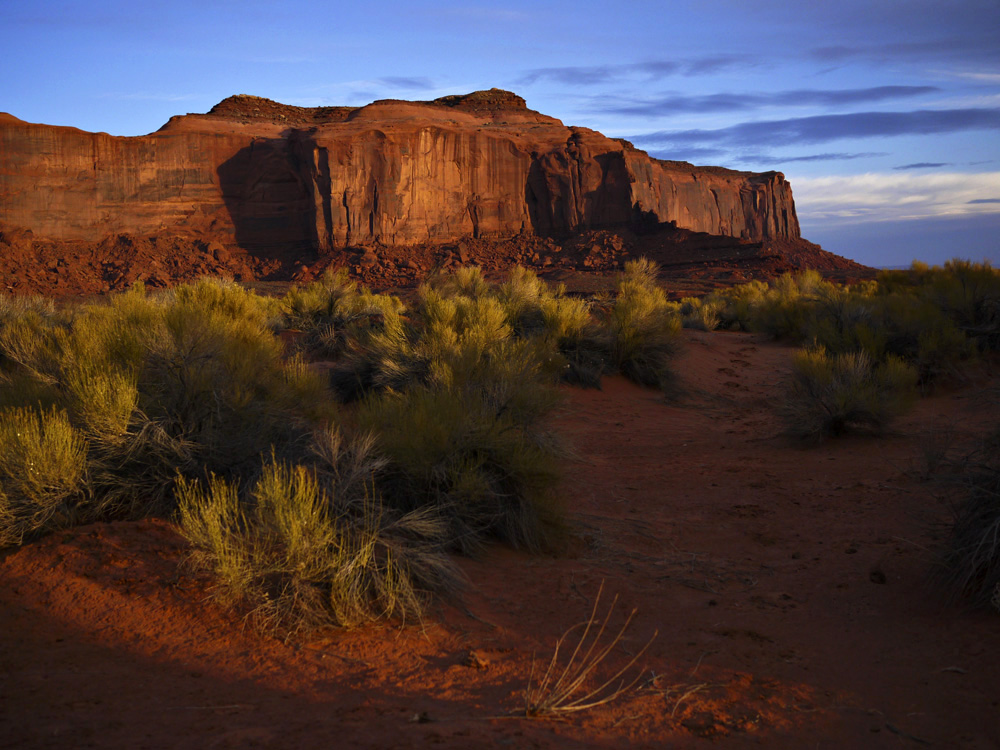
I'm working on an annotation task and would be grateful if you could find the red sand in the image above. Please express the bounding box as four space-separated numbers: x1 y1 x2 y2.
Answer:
2 330 998 748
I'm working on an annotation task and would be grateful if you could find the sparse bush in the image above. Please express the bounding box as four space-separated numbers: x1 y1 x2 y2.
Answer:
709 280 769 331
749 270 835 340
0 406 89 544
679 296 722 331
359 382 564 555
936 428 1000 612
282 269 404 358
593 259 681 388
782 349 918 441
0 279 335 523
178 453 461 632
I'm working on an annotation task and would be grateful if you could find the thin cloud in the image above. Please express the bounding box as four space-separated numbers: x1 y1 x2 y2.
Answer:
736 152 887 164
810 37 1000 67
894 162 950 170
682 54 759 76
951 72 1000 83
375 77 435 91
519 65 619 86
646 147 729 164
600 86 939 116
793 172 1000 225
631 108 1000 149
518 55 760 86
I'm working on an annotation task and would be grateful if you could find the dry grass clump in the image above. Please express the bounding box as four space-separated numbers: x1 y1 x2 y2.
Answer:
0 406 88 545
524 582 656 717
782 349 918 441
178 442 462 633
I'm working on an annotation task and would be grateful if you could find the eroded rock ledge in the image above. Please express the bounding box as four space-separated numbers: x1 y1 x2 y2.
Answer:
0 89 800 253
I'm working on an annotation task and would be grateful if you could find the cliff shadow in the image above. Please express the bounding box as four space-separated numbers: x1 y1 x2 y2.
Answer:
217 132 330 262
524 151 634 237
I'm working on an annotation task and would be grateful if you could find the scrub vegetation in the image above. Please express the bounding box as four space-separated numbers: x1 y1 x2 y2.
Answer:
1 258 996 623
0 262 681 631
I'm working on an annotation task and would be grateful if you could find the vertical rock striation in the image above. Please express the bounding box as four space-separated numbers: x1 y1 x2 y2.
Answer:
0 91 801 253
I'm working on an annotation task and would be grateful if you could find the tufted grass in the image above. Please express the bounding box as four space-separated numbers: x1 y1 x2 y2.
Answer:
0 406 89 545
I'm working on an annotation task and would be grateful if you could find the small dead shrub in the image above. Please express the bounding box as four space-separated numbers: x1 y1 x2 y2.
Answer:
524 582 656 717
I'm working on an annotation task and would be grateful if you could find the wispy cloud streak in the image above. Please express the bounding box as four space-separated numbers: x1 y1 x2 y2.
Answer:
600 86 939 116
631 108 1000 148
737 152 887 165
518 55 760 86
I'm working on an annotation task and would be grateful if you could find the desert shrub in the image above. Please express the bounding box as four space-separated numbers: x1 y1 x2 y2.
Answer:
0 293 56 321
0 280 335 522
329 309 428 401
749 270 836 340
353 286 565 553
781 349 918 441
873 293 973 383
168 277 283 331
936 428 1000 611
178 453 461 632
708 280 769 331
678 296 722 331
424 264 492 301
0 406 89 545
358 383 564 555
494 265 549 335
807 286 886 359
330 274 571 400
926 260 1000 351
282 269 404 358
875 260 1000 354
598 259 681 388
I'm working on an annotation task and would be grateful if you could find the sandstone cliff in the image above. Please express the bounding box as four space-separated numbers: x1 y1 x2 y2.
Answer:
0 90 800 254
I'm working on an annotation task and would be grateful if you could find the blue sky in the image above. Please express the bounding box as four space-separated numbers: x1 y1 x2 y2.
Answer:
2 0 999 267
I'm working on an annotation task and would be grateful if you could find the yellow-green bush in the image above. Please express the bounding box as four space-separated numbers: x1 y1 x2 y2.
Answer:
358 383 564 555
0 406 88 544
282 269 404 358
178 456 460 632
599 259 681 388
0 279 336 525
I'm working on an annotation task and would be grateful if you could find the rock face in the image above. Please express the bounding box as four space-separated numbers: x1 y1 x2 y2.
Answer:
0 90 800 253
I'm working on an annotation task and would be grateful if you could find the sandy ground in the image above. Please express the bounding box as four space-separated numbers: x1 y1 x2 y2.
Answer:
2 329 998 749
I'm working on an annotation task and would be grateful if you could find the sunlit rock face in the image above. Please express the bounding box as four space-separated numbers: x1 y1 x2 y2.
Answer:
0 90 800 252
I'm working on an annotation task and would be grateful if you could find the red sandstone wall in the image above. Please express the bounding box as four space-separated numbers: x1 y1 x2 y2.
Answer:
0 93 801 252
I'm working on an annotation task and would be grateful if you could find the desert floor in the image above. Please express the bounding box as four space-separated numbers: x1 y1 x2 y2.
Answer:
2 329 998 749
